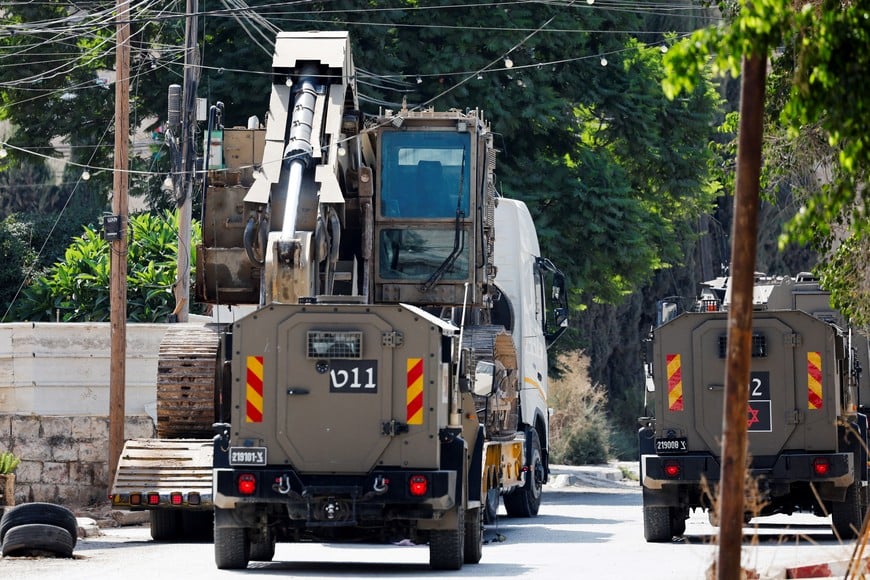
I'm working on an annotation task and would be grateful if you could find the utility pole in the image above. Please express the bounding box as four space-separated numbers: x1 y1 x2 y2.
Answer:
717 53 766 580
172 0 199 323
108 0 131 482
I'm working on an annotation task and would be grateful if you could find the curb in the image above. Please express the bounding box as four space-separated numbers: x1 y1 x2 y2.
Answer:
785 559 870 578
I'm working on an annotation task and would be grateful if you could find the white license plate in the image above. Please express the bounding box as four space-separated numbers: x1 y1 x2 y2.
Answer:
229 446 267 466
655 437 687 454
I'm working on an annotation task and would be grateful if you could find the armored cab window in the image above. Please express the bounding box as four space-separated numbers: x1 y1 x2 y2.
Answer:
379 132 470 219
377 131 472 281
307 331 362 359
717 333 767 358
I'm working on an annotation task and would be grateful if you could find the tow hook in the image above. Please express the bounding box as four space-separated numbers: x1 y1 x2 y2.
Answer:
276 474 292 495
373 475 389 494
324 498 341 520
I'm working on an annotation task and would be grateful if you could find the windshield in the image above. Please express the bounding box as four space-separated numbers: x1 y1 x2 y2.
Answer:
380 131 471 219
379 228 469 280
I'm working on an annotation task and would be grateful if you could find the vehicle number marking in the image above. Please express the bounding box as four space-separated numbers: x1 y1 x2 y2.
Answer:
229 447 267 466
329 360 378 393
655 437 687 453
747 371 772 431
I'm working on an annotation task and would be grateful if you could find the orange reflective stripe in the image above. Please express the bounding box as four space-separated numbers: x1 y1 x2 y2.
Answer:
246 355 264 423
666 354 684 412
807 352 822 410
406 358 423 425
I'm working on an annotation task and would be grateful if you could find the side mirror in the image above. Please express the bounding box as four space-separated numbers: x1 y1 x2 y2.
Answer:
473 361 495 397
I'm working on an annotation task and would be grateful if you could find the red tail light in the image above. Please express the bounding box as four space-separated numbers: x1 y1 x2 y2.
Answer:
812 457 830 477
409 475 428 496
147 493 160 505
238 473 257 495
130 493 142 506
170 492 183 506
663 461 681 478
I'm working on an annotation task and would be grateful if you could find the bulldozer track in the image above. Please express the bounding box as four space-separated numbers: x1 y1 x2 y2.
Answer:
156 326 221 439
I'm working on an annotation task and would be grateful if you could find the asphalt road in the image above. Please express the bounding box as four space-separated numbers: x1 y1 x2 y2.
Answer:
0 467 860 580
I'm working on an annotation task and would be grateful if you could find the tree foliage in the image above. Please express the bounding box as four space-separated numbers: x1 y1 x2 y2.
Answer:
1 1 723 317
663 0 870 324
0 0 181 212
11 212 200 322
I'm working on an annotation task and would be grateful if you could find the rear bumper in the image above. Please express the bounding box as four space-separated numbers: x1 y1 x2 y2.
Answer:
641 451 854 492
214 467 456 522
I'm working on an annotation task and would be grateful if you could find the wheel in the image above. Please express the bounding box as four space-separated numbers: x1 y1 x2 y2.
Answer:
503 429 543 518
0 502 78 548
215 525 250 570
249 530 276 562
831 479 865 539
463 507 483 564
150 509 180 541
670 507 687 537
483 487 499 525
643 505 674 542
429 507 464 570
1 523 74 558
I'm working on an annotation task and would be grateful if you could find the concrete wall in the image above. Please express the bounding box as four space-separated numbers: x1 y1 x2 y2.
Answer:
0 322 203 506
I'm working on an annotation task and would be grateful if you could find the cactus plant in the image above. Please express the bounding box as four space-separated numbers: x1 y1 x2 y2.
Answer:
0 451 20 475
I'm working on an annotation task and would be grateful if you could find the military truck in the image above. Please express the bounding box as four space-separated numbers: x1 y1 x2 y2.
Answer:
110 31 567 570
639 273 870 541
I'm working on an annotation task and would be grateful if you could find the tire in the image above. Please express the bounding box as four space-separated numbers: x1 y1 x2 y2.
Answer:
463 507 483 565
643 505 674 542
150 509 180 542
0 502 78 548
503 429 543 518
249 530 276 562
215 525 250 570
1 523 74 558
831 480 865 539
429 507 464 571
670 508 687 537
483 487 499 525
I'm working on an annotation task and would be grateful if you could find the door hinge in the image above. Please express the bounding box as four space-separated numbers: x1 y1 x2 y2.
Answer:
382 331 404 348
787 409 802 425
785 333 802 348
382 420 409 436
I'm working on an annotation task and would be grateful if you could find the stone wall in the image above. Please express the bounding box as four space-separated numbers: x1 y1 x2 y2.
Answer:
0 322 215 508
0 413 156 507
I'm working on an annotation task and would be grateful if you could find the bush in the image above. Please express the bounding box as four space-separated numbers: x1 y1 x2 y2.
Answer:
549 351 611 465
10 210 201 322
0 452 20 475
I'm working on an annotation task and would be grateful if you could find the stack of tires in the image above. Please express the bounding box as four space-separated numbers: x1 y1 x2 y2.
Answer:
0 503 78 558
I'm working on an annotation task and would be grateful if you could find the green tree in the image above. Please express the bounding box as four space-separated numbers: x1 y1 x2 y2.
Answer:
11 211 200 322
0 0 181 210
663 0 870 323
197 1 721 303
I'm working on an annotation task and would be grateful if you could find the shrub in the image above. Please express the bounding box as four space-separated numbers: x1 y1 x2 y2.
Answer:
549 351 611 465
11 210 201 322
0 451 20 475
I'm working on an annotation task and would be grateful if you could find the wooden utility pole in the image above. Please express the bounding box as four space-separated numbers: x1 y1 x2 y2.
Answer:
173 0 199 323
717 53 767 580
108 0 131 482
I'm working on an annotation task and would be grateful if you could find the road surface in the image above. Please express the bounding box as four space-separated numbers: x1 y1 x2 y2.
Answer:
0 468 859 579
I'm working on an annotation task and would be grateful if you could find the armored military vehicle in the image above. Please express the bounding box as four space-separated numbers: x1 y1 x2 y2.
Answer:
640 273 870 541
110 31 568 570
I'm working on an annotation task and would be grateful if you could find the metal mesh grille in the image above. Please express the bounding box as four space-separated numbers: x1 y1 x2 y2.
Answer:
307 331 362 359
717 333 767 359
